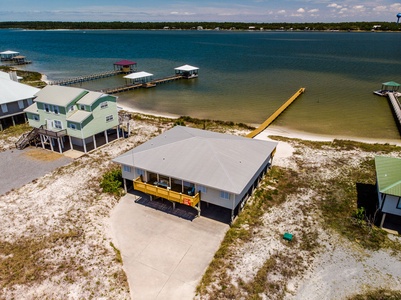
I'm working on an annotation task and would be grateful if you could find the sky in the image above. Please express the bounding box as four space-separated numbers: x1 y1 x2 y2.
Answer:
1 0 401 23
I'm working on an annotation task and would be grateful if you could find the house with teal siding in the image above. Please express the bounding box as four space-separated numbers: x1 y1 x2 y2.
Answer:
24 85 120 153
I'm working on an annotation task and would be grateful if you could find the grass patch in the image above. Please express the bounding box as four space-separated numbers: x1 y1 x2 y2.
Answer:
348 289 401 300
0 230 81 288
110 242 123 264
0 123 31 140
196 166 309 297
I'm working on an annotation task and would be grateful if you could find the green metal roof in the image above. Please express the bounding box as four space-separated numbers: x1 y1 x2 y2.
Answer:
382 81 400 87
375 156 401 197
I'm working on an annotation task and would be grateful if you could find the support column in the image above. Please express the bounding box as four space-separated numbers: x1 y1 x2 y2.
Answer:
117 125 120 139
93 135 97 149
50 138 54 151
123 178 127 193
11 116 15 126
69 136 73 150
83 139 87 153
127 122 130 137
380 213 386 228
57 138 62 154
40 134 45 149
104 130 109 144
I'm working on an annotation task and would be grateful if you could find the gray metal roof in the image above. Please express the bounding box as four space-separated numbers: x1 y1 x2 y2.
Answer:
23 102 38 114
0 78 39 105
77 91 105 106
34 85 87 107
113 126 277 194
375 156 401 197
67 110 92 123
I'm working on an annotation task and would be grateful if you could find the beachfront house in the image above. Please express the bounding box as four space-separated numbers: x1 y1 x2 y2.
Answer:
375 156 401 228
0 76 39 131
22 85 120 153
113 126 277 220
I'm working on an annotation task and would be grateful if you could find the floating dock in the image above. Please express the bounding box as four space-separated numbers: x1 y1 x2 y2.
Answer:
246 88 305 138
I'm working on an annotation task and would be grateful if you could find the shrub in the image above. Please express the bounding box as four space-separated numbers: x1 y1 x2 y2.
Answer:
100 167 123 197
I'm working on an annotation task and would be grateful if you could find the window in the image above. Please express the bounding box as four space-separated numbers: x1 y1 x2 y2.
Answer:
136 168 145 177
44 104 50 112
80 105 86 111
123 165 131 172
18 100 24 109
54 120 62 129
220 191 230 200
198 185 207 193
69 123 77 130
106 115 114 122
100 102 108 109
397 198 401 209
53 105 59 114
1 104 8 113
27 99 33 106
68 105 75 112
33 114 39 121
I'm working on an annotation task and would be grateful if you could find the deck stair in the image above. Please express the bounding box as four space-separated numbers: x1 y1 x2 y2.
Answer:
15 127 40 150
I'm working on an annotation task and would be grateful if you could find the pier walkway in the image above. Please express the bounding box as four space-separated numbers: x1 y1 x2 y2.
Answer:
388 92 401 129
247 88 305 138
97 75 185 94
49 70 123 86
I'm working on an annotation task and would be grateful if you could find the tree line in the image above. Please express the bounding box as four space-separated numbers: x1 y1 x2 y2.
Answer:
0 21 400 31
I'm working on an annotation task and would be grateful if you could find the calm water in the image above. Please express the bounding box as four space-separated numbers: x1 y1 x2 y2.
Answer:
1 29 401 140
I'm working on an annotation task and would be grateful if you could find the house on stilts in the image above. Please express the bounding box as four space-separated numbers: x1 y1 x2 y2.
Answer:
20 85 120 153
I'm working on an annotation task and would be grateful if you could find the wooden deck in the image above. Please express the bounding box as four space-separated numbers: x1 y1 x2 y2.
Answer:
247 88 305 138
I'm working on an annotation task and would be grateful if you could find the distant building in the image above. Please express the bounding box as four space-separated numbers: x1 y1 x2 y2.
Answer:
113 126 277 220
22 85 120 153
0 75 39 131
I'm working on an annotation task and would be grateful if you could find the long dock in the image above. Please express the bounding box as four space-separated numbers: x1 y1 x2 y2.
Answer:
246 88 306 138
49 70 123 86
97 75 185 94
387 92 401 130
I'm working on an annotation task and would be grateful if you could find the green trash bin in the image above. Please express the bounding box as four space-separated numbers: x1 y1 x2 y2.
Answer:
283 232 293 241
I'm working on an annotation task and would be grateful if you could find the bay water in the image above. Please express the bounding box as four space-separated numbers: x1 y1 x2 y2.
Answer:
1 29 401 140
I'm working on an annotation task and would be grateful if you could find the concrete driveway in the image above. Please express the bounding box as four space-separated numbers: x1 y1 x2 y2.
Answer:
110 193 229 300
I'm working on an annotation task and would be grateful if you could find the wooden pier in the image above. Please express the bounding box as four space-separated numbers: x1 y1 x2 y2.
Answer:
387 92 401 130
97 75 185 94
49 70 123 86
247 88 306 138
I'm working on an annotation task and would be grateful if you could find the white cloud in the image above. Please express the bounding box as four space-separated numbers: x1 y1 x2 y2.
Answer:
308 9 319 13
297 8 305 13
277 10 286 14
328 3 342 9
353 5 365 12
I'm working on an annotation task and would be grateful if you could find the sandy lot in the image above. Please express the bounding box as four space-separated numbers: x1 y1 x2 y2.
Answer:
1 112 401 299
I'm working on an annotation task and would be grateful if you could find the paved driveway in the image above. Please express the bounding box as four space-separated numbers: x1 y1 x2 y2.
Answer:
0 148 72 195
110 193 229 300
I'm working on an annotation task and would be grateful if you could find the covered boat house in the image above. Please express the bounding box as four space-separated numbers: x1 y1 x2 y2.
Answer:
174 65 199 79
113 126 277 221
113 60 137 74
0 50 19 61
374 81 401 97
375 156 401 228
124 71 155 88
